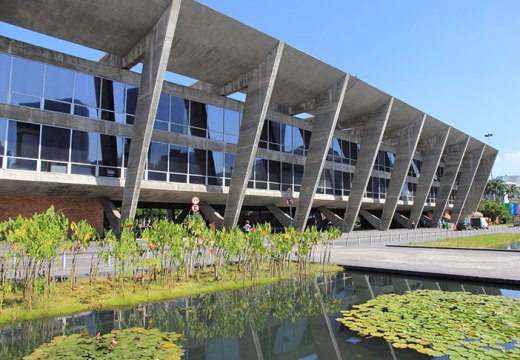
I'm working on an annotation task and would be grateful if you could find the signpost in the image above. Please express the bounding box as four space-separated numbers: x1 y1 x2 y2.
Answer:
285 187 293 227
191 197 200 213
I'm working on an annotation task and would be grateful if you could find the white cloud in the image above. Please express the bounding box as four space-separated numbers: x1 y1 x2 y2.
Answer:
503 151 520 165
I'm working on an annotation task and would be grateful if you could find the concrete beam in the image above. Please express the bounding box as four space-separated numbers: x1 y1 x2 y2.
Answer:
343 98 394 232
175 208 190 224
460 149 497 221
450 144 486 224
431 137 470 224
393 212 412 229
358 209 381 230
294 75 349 230
317 207 344 229
198 201 224 229
380 115 425 230
409 127 450 226
121 0 182 220
100 197 121 234
267 206 293 228
223 42 285 228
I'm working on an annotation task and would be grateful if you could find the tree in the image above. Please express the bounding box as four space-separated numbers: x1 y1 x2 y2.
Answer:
485 179 507 200
478 199 512 224
505 184 520 201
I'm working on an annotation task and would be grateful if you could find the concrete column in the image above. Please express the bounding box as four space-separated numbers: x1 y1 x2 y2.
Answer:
317 207 344 229
267 205 293 228
409 127 450 226
100 197 121 233
223 42 285 228
380 115 425 230
431 137 470 224
460 149 497 220
343 98 394 232
359 209 381 230
293 76 349 230
199 202 224 229
121 0 182 220
450 144 485 224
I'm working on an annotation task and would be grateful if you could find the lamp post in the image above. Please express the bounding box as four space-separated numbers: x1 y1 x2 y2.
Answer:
484 133 493 179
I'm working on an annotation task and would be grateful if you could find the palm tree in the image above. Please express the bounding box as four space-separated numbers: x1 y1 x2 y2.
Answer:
485 179 507 200
505 184 520 201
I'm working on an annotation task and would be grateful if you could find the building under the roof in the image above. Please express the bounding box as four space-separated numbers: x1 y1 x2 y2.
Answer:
0 0 497 232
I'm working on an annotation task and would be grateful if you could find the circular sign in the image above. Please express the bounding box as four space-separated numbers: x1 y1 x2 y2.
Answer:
191 204 200 212
191 196 200 205
286 197 294 207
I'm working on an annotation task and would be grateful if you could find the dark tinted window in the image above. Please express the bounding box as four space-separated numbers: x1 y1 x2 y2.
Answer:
7 121 40 158
41 125 70 161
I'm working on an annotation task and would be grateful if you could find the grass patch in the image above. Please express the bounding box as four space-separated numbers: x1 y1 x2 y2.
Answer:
0 263 342 326
415 233 520 249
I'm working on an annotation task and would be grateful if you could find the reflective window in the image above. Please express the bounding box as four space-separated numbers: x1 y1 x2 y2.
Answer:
156 93 170 122
169 144 188 182
224 153 234 178
74 72 100 109
254 158 268 182
11 57 44 96
189 101 207 138
148 142 168 172
7 121 40 159
282 162 292 185
71 130 98 165
170 96 189 134
0 118 6 166
207 105 224 141
189 147 206 176
207 150 223 185
224 110 240 144
11 93 40 108
0 90 7 103
0 53 10 91
44 100 71 114
100 79 125 113
126 86 139 116
97 135 123 177
292 127 306 155
41 125 70 161
44 65 73 102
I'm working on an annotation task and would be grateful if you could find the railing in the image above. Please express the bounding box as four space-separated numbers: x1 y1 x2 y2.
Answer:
338 225 520 247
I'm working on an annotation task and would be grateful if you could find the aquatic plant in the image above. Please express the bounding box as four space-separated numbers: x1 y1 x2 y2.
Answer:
337 290 520 358
23 327 184 359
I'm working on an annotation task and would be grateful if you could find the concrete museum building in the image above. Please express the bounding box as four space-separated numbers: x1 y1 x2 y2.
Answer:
0 0 497 233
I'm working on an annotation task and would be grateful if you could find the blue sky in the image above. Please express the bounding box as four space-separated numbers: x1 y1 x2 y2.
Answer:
1 0 519 177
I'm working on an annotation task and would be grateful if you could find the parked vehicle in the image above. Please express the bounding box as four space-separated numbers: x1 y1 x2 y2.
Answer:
456 216 488 230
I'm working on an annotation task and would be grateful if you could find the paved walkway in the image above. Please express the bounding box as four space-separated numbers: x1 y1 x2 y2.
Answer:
324 245 520 285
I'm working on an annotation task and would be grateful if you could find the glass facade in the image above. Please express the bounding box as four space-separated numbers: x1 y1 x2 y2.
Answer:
0 50 441 204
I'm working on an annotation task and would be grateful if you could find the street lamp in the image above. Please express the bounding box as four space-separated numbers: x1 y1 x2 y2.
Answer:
484 133 493 146
484 133 493 179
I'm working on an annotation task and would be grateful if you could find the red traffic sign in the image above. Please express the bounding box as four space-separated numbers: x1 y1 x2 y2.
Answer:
191 196 200 205
191 204 200 212
286 197 294 207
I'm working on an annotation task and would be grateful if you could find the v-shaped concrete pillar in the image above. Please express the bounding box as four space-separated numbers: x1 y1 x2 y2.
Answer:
409 126 450 226
223 42 284 228
380 115 425 230
460 149 497 219
121 0 182 220
293 76 349 230
343 98 394 232
450 144 485 224
431 137 469 224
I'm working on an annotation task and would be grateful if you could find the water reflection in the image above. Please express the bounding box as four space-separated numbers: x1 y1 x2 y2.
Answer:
1 271 518 359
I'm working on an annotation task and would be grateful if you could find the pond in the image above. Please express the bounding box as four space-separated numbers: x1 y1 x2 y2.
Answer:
1 271 519 359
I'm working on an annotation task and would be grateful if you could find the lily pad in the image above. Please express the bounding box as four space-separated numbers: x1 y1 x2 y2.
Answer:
337 290 520 359
23 327 184 360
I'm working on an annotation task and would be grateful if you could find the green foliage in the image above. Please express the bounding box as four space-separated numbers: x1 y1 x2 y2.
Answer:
478 199 513 223
337 290 520 358
23 327 184 360
485 179 507 200
418 233 520 248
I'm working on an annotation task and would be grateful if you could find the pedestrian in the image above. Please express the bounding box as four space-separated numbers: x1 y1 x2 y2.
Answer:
410 220 416 229
242 220 251 233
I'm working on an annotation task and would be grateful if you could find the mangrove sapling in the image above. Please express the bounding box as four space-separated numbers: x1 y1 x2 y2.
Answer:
69 220 96 289
91 229 116 286
113 219 138 295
